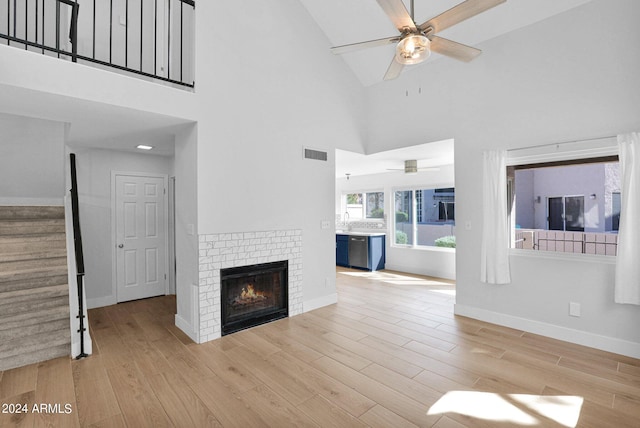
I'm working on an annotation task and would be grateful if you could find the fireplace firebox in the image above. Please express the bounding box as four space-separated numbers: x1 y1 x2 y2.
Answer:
220 260 288 335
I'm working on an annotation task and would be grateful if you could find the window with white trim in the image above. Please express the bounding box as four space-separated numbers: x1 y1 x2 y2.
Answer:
507 137 620 256
394 187 455 248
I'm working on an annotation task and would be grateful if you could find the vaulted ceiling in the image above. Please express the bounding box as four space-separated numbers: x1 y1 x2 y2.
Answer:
299 0 594 86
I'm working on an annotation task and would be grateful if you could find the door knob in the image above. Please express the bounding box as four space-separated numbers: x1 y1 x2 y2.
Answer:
118 244 124 248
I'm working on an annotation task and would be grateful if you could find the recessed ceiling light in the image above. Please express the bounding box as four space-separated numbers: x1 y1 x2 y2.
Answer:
136 145 153 150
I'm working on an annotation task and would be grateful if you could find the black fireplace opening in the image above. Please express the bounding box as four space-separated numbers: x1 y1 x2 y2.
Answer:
221 260 288 336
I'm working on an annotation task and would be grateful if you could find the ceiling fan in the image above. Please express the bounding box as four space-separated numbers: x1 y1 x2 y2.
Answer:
387 160 439 174
331 0 506 80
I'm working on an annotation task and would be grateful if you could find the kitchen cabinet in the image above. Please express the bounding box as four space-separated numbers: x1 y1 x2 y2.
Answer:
336 233 385 271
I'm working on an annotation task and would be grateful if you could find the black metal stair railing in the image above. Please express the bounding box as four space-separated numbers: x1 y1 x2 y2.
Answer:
69 153 88 360
1 0 194 88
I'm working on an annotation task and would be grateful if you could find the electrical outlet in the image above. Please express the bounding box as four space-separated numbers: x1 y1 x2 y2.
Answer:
569 302 581 317
321 220 331 229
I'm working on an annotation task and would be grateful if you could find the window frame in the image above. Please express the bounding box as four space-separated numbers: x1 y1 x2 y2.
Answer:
506 137 619 261
392 185 456 251
341 190 386 223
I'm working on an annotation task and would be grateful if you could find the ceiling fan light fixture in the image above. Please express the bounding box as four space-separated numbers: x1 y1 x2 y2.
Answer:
395 34 430 65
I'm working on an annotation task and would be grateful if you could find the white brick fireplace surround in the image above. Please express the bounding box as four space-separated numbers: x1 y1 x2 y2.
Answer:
198 229 303 343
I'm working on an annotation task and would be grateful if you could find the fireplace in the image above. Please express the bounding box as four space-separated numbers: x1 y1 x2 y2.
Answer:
220 260 288 335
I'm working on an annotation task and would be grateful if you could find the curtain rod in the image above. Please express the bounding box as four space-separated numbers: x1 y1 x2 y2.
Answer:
509 135 617 153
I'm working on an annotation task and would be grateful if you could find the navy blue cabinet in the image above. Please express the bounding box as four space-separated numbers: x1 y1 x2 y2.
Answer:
336 234 349 267
336 233 385 271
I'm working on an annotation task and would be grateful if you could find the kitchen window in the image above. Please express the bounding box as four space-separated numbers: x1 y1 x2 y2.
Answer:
343 192 384 220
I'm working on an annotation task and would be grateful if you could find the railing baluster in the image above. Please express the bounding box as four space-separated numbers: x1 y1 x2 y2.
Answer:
24 0 27 49
124 0 128 68
154 0 157 76
1 0 194 88
92 0 95 58
109 0 112 63
140 0 143 72
55 0 59 58
180 0 183 82
167 0 170 79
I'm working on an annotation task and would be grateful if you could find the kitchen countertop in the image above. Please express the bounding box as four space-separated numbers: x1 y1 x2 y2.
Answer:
336 231 386 237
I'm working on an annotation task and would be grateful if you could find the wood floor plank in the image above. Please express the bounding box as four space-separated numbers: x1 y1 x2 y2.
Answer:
72 357 120 427
32 357 79 428
297 394 368 428
4 266 640 427
224 345 316 406
0 364 37 400
268 346 376 418
189 375 269 428
240 385 319 428
311 356 442 427
186 342 262 394
321 331 423 378
359 404 420 428
106 363 172 428
146 370 222 427
0 390 36 428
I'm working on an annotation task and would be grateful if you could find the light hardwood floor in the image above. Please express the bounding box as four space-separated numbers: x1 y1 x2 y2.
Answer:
1 267 639 427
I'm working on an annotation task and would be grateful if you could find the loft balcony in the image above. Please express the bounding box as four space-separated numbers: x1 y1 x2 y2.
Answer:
1 0 194 90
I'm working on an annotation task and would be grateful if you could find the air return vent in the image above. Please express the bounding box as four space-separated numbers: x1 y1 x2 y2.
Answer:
303 147 328 162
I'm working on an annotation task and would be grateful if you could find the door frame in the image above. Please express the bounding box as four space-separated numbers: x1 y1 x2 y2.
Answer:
111 171 170 302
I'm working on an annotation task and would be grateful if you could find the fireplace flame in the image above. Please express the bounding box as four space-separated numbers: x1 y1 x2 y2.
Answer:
233 284 268 305
241 284 263 299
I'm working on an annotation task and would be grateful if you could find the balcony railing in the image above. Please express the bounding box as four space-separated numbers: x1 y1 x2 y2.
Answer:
515 229 618 256
1 0 194 89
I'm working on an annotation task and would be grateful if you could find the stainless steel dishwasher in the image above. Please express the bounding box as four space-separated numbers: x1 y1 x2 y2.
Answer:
348 235 368 269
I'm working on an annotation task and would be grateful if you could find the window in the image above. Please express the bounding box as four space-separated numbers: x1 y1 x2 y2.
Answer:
394 187 455 248
344 192 384 220
509 158 620 255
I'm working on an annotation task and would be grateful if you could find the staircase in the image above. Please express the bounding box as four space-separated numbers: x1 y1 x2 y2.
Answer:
0 206 71 371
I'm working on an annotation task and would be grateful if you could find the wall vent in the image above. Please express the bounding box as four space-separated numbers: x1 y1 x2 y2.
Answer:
303 147 328 162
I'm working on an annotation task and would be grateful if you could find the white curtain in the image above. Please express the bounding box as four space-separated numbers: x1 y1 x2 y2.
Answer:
480 150 511 284
614 132 640 305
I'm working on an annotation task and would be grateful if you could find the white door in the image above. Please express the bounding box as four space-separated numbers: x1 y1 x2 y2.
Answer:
115 174 167 303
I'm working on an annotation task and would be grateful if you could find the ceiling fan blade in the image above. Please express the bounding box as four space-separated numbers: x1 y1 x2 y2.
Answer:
429 36 481 62
418 0 506 34
383 57 405 80
376 0 416 32
331 36 399 55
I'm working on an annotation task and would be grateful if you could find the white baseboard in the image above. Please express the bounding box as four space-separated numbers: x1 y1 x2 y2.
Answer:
385 263 455 280
175 314 199 343
86 295 116 309
454 304 640 359
303 293 338 313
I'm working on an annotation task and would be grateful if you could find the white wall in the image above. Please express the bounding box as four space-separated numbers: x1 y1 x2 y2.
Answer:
71 147 172 308
364 0 640 356
173 124 199 341
0 113 65 205
336 164 456 279
194 0 366 305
